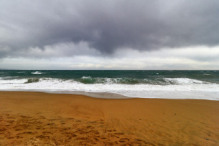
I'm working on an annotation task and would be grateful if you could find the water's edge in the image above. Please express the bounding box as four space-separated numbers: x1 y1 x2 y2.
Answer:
1 90 219 101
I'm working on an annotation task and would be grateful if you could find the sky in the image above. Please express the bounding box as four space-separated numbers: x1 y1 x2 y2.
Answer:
0 0 219 70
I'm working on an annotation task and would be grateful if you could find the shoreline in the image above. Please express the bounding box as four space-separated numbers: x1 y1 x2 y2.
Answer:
1 90 219 101
0 91 219 145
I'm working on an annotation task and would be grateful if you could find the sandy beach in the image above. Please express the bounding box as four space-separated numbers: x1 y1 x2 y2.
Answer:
0 91 219 146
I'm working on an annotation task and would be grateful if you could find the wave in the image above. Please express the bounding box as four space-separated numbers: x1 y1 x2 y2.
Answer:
0 78 27 84
79 76 153 84
31 71 42 74
163 78 205 85
78 76 207 85
0 77 217 93
203 74 211 76
25 78 40 84
0 77 219 100
0 77 217 90
0 76 211 85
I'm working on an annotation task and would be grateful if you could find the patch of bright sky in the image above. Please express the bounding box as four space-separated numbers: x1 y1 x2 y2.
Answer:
1 46 219 70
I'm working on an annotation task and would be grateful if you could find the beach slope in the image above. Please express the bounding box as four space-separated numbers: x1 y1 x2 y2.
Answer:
0 92 219 145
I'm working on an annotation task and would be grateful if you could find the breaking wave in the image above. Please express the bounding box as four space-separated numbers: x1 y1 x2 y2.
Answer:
31 71 42 74
0 77 219 100
25 78 40 84
78 76 206 85
1 70 219 100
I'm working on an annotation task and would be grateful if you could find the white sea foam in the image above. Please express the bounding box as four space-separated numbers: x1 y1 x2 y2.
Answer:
164 78 204 84
0 79 27 84
31 71 42 74
0 77 219 100
82 76 91 79
79 77 210 85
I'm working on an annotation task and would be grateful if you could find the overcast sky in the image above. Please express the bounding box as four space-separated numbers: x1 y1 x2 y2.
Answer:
0 0 219 70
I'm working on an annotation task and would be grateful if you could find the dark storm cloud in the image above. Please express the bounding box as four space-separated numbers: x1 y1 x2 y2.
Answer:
0 0 219 58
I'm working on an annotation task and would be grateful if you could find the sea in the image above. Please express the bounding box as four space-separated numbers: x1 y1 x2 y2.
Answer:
0 70 219 100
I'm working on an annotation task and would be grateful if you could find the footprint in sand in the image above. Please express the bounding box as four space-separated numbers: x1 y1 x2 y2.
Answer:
119 138 130 142
36 135 50 140
47 123 55 126
42 131 52 135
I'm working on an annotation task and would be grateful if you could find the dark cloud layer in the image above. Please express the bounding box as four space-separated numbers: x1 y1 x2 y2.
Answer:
0 0 219 58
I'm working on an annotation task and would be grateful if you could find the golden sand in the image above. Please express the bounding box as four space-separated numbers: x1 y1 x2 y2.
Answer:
0 91 219 145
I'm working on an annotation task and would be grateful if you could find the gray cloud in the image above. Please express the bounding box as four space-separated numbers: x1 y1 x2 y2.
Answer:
0 0 219 58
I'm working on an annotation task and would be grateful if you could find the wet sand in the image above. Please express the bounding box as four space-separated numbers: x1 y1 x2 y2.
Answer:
0 91 219 146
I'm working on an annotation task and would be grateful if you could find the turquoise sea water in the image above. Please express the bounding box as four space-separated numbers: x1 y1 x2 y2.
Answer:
0 70 219 100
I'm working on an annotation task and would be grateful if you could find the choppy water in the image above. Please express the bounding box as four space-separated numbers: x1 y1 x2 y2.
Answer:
0 70 219 100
